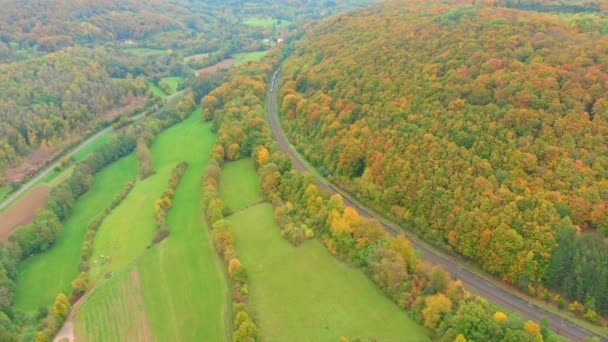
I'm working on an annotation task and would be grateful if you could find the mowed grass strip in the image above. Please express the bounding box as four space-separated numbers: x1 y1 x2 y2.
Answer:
138 111 228 341
75 110 228 341
222 160 429 341
74 269 152 342
13 154 137 311
220 159 262 211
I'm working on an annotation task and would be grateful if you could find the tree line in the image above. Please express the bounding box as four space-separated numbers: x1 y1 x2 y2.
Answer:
279 1 608 321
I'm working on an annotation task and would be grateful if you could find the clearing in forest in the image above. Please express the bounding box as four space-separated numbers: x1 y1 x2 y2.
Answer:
243 17 291 29
233 51 267 66
160 76 183 94
124 48 166 57
221 160 430 341
220 159 262 211
74 110 228 341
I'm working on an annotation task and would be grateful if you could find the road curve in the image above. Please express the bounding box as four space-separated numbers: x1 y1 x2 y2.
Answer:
267 69 606 342
0 111 148 212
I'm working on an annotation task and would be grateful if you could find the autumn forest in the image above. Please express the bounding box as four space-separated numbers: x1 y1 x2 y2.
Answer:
1 0 608 341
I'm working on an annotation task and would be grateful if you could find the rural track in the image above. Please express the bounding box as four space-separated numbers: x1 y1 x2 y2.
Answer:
267 69 606 342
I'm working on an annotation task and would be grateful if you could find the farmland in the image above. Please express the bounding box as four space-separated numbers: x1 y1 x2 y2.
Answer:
124 48 166 57
74 110 228 341
13 154 137 311
160 76 183 94
221 160 429 341
243 17 292 29
233 51 267 66
0 185 50 241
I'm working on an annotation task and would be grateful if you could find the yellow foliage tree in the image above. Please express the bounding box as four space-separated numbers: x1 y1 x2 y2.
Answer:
52 293 70 320
35 332 49 342
256 146 270 168
228 258 241 277
453 334 467 342
493 311 508 323
422 293 452 329
523 320 541 335
227 143 240 161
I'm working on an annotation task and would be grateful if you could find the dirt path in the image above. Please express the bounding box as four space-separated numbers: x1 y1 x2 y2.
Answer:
266 69 606 342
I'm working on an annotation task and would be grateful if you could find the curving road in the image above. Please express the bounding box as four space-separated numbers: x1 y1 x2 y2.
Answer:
267 69 606 342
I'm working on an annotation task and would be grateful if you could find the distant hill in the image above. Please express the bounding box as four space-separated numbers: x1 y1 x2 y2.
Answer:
0 0 380 181
280 0 608 317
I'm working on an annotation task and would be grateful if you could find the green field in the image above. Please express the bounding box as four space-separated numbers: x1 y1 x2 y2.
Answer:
0 186 9 200
222 161 429 341
243 17 292 29
147 81 167 98
75 110 228 341
73 269 152 342
233 51 267 66
13 155 137 311
220 159 262 211
161 76 183 94
124 48 166 57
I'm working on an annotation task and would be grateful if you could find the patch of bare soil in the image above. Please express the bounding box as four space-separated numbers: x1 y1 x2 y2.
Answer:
4 145 69 184
0 185 51 241
196 58 237 76
106 97 146 121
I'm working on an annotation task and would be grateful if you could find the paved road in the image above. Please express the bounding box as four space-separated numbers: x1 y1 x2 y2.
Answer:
0 111 148 212
267 69 606 342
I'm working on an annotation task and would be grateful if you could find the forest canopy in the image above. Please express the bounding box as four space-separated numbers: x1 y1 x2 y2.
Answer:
280 0 608 317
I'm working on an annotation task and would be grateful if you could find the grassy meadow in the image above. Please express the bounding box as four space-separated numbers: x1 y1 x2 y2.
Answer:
13 154 137 311
74 110 228 341
73 269 152 342
0 186 10 200
220 159 262 211
148 81 167 98
160 76 183 94
221 160 430 341
124 48 166 57
233 51 267 66
243 17 291 29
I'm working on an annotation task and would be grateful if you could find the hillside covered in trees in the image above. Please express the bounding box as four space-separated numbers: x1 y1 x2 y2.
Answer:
0 0 378 184
279 0 608 319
